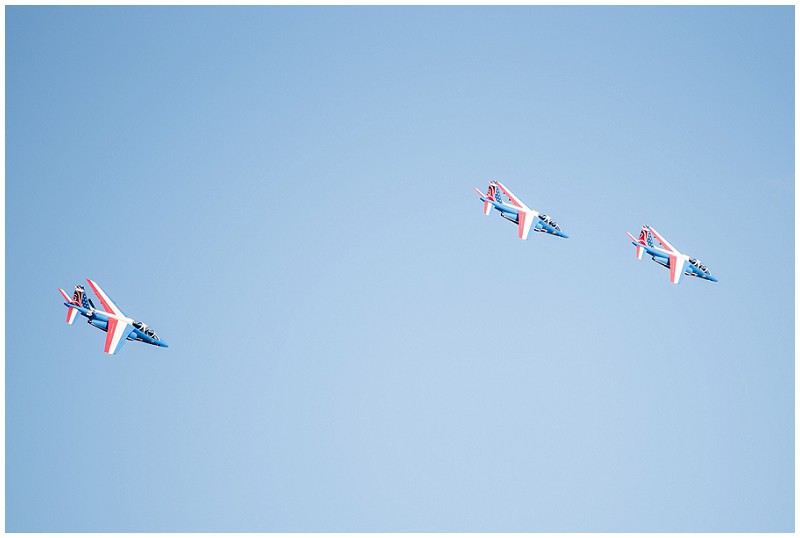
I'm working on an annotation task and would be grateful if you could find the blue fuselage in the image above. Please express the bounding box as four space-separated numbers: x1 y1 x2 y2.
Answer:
637 243 718 282
65 304 168 348
481 198 569 239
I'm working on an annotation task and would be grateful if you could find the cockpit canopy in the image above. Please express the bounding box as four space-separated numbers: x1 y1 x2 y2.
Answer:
132 320 159 340
688 258 710 274
539 214 561 231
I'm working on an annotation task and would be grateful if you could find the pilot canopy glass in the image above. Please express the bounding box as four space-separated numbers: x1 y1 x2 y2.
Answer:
539 214 561 231
132 320 159 339
689 258 710 274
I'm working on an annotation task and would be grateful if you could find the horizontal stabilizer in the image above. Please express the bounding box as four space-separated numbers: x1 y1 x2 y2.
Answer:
475 186 495 216
626 232 645 260
59 288 79 324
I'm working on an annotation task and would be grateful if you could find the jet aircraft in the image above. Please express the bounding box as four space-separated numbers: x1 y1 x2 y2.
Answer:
58 279 168 354
474 181 568 240
626 225 718 284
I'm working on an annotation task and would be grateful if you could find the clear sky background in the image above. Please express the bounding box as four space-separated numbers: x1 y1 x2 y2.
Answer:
6 6 794 532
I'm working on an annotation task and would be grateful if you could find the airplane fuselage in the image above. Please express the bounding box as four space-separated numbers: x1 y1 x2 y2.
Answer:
64 303 167 348
637 243 717 282
480 198 568 238
481 198 519 217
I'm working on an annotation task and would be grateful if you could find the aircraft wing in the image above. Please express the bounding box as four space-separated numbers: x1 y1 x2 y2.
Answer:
518 211 534 240
494 182 527 209
104 318 135 355
669 255 686 285
86 279 126 317
648 227 678 254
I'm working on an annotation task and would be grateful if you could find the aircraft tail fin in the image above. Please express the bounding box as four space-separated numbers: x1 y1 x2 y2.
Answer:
72 285 94 310
482 184 494 214
640 225 659 249
626 228 649 260
474 182 502 216
59 288 80 324
626 224 667 259
488 182 503 205
59 285 94 324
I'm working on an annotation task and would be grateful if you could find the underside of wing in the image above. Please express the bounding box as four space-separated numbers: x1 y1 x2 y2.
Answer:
87 279 126 317
495 182 526 209
669 255 686 285
104 318 135 355
518 211 534 240
648 227 678 254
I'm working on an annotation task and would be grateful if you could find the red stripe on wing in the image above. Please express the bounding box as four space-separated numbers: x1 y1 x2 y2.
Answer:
648 227 677 253
87 279 116 315
104 318 118 353
496 182 524 208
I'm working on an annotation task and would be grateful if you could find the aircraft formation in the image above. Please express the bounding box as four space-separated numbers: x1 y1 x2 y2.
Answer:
473 180 717 285
59 180 716 355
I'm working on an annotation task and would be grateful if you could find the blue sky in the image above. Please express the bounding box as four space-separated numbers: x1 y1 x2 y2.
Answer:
6 6 794 532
